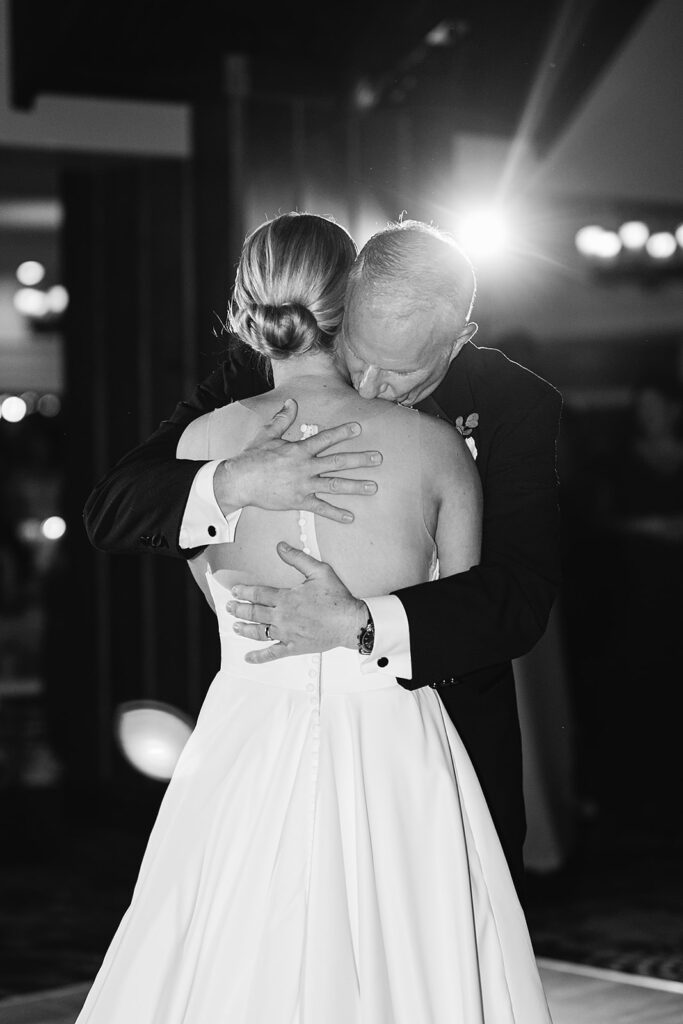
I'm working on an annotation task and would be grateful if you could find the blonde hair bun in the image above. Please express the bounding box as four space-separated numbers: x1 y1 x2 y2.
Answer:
234 301 320 360
229 212 357 360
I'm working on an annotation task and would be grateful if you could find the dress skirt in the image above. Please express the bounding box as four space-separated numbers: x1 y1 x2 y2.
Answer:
76 575 551 1023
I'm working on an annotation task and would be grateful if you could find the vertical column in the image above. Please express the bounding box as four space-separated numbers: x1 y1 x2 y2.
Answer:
60 157 221 794
191 55 249 373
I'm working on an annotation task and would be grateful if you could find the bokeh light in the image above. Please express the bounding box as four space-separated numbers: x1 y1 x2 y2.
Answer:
593 230 622 258
116 702 195 781
38 394 61 417
574 225 605 256
16 519 43 543
20 391 38 413
575 225 624 258
646 231 677 259
13 287 49 318
1 395 28 422
41 516 67 541
16 260 46 286
618 221 649 249
676 224 683 248
47 284 69 314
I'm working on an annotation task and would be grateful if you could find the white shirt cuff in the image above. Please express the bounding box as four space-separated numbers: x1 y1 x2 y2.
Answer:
178 460 243 549
358 594 412 680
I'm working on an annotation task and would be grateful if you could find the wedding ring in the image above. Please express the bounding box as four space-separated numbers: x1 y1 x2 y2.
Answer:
265 624 273 641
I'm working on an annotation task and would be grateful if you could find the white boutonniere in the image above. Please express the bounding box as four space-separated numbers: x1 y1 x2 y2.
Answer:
455 412 479 460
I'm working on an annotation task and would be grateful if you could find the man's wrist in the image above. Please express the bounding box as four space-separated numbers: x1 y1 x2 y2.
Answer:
213 458 247 517
354 600 374 654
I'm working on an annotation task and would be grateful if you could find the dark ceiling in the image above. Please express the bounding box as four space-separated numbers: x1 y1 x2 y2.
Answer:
10 0 655 152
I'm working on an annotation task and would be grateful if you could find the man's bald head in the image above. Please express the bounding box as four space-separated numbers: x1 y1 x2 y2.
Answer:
339 220 478 405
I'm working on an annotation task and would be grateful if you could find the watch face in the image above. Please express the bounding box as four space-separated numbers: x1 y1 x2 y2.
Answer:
359 622 375 654
358 613 375 655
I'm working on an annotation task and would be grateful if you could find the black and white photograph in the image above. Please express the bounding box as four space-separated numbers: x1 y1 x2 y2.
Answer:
1 1 682 1021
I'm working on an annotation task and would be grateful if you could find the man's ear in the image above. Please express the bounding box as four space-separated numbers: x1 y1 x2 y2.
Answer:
450 321 478 362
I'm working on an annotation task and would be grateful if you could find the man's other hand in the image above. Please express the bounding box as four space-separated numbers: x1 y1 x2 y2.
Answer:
214 399 382 524
226 542 367 663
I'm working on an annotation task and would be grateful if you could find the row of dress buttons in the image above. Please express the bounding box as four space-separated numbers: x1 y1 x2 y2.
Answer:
298 515 311 555
429 676 459 688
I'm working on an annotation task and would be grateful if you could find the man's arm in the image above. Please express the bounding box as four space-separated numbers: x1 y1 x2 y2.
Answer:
227 390 561 682
395 389 562 686
83 363 238 558
83 351 384 559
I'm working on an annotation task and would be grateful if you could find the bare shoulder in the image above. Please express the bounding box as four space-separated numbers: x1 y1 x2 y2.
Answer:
418 411 471 467
417 411 482 503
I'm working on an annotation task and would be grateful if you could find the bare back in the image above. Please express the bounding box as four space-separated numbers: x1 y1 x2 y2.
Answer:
177 381 480 604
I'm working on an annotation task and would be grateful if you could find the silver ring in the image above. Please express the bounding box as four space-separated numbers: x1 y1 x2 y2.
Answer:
265 624 273 641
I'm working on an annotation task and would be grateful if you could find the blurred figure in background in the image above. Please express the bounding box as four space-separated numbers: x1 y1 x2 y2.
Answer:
612 378 683 520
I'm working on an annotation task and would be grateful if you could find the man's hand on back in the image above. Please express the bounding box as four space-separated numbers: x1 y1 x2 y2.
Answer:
226 543 367 663
214 399 383 524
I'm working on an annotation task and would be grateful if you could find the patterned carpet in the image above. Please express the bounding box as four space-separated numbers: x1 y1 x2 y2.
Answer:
1 793 681 998
525 814 683 984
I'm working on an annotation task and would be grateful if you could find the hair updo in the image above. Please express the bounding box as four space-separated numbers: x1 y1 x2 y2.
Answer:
229 212 357 360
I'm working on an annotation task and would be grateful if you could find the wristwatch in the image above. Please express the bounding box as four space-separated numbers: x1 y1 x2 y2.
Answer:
357 609 375 655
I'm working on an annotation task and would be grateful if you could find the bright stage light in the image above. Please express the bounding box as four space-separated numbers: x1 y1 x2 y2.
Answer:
16 260 46 286
618 221 649 249
1 396 27 422
457 207 510 260
676 224 683 248
116 701 194 781
41 516 66 541
646 232 677 259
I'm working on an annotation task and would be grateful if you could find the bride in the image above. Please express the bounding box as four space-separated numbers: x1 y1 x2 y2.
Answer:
76 213 551 1022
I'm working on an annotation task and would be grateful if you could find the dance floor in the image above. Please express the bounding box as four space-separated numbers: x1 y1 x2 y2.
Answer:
0 961 682 1024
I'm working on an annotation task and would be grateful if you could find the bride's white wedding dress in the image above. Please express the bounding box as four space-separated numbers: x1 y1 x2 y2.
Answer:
76 398 552 1023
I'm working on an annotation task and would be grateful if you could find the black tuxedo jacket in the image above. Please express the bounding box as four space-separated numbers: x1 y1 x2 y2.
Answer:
83 340 562 897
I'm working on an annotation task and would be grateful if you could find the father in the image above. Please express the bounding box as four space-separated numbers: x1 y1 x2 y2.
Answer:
84 220 562 898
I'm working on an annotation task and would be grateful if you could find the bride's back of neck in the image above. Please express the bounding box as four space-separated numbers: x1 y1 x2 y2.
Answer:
268 349 352 399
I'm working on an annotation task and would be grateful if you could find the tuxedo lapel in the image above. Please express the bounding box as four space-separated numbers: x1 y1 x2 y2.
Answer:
417 343 486 472
433 341 476 420
415 393 455 425
419 343 474 421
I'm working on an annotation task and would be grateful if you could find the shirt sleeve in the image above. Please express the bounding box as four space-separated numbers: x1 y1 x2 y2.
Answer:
358 594 412 680
178 460 244 549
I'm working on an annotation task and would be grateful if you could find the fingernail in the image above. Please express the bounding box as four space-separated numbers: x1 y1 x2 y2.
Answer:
278 541 290 551
350 423 361 435
370 453 381 464
363 482 377 493
342 513 353 523
283 398 294 409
